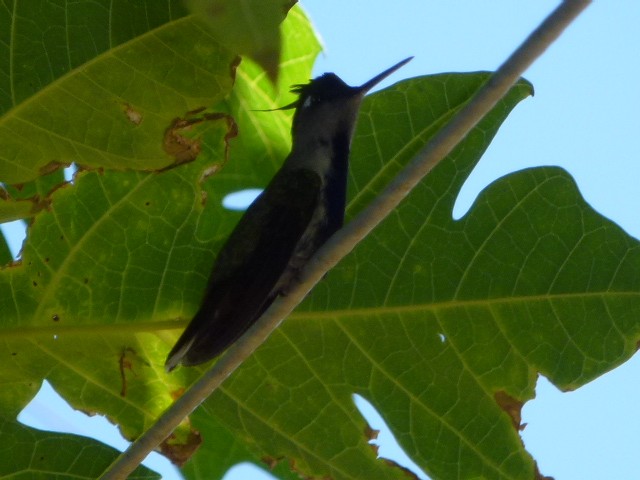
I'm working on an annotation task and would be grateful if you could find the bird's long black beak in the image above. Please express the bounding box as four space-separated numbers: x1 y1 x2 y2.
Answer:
357 56 413 95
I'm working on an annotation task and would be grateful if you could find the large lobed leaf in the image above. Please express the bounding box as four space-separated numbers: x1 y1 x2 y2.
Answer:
2 2 639 480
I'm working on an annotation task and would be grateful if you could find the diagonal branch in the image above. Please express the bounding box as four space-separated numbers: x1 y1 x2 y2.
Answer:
99 1 592 478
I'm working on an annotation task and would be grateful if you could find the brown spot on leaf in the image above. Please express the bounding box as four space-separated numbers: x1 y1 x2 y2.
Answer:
495 391 525 431
169 387 186 402
160 430 202 467
39 161 69 176
289 458 333 480
122 103 143 125
52 314 59 322
163 116 203 164
119 347 150 397
261 455 283 470
381 458 420 479
365 424 379 441
199 164 220 185
119 348 134 397
162 110 238 171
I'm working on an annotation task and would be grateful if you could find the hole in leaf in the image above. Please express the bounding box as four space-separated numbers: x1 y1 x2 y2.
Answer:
64 163 77 184
353 394 430 479
0 220 27 260
18 380 182 478
222 189 262 211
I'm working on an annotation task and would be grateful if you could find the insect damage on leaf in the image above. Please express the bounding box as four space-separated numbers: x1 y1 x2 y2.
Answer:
38 160 69 177
122 103 143 125
364 423 380 441
494 390 525 431
260 455 284 470
160 429 202 466
162 109 238 169
118 347 150 397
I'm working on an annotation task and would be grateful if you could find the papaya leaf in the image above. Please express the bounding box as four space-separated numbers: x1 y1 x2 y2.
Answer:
0 0 235 185
0 418 159 479
3 2 636 480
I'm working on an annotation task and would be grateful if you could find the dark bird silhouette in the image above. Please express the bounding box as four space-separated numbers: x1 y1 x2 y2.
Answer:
165 57 412 371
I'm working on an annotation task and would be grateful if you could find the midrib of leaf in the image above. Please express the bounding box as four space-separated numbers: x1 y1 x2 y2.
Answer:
295 291 640 318
0 319 180 339
8 290 634 339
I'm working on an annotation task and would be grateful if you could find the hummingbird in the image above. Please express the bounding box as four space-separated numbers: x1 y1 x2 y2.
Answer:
165 57 412 371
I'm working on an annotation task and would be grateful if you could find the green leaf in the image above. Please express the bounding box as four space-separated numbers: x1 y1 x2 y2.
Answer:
2 3 638 480
0 4 324 478
0 1 236 185
0 195 35 223
187 0 296 82
0 418 159 479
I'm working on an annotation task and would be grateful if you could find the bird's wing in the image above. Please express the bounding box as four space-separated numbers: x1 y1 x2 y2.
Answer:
165 168 322 370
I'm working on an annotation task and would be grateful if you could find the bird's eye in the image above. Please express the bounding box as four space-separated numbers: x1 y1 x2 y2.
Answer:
302 95 313 109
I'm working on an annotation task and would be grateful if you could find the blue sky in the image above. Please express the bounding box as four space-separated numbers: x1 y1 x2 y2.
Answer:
13 1 640 479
